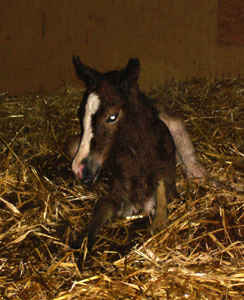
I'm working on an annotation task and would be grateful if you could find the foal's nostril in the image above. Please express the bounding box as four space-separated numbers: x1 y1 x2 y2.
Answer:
79 158 94 185
76 163 85 180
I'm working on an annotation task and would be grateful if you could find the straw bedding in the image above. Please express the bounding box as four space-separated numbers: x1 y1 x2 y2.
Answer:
0 77 243 299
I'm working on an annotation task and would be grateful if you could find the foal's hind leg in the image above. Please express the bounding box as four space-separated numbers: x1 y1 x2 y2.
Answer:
159 112 206 178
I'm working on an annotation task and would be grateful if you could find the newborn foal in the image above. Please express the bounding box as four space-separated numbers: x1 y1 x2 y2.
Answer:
71 56 177 250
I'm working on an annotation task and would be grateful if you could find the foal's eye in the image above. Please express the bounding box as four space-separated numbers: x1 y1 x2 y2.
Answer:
106 113 119 123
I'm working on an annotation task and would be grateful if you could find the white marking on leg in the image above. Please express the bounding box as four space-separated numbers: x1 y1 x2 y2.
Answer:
72 93 100 177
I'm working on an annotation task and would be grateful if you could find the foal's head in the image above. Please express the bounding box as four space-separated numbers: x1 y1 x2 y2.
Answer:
72 56 140 185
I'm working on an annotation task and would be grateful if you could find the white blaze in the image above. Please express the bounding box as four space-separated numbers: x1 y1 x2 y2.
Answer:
72 93 100 176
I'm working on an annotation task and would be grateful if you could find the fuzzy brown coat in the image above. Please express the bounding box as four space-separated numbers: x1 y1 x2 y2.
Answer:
71 57 177 251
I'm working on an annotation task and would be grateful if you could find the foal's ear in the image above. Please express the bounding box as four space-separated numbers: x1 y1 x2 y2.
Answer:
72 56 101 89
125 58 140 86
120 58 140 93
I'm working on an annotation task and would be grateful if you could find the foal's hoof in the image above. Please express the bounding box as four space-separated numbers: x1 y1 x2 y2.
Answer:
150 218 168 235
186 162 207 179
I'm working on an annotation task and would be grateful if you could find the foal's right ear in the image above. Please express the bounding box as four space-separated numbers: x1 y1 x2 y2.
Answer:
72 56 101 89
125 58 140 86
119 58 140 93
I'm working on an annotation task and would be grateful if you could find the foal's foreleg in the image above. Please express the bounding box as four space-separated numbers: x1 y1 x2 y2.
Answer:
86 198 117 251
150 179 168 233
159 112 206 178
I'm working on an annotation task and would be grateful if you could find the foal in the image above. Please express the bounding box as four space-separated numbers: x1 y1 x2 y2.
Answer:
71 56 177 250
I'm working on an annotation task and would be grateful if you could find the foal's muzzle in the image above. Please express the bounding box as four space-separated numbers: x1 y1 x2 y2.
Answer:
78 157 101 186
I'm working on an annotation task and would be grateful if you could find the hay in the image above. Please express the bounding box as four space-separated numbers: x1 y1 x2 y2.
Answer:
0 78 243 299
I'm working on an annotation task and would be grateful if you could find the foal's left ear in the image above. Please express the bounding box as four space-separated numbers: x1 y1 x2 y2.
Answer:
125 58 140 87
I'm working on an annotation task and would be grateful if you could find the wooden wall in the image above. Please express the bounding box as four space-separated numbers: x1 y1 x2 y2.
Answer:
0 0 244 95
